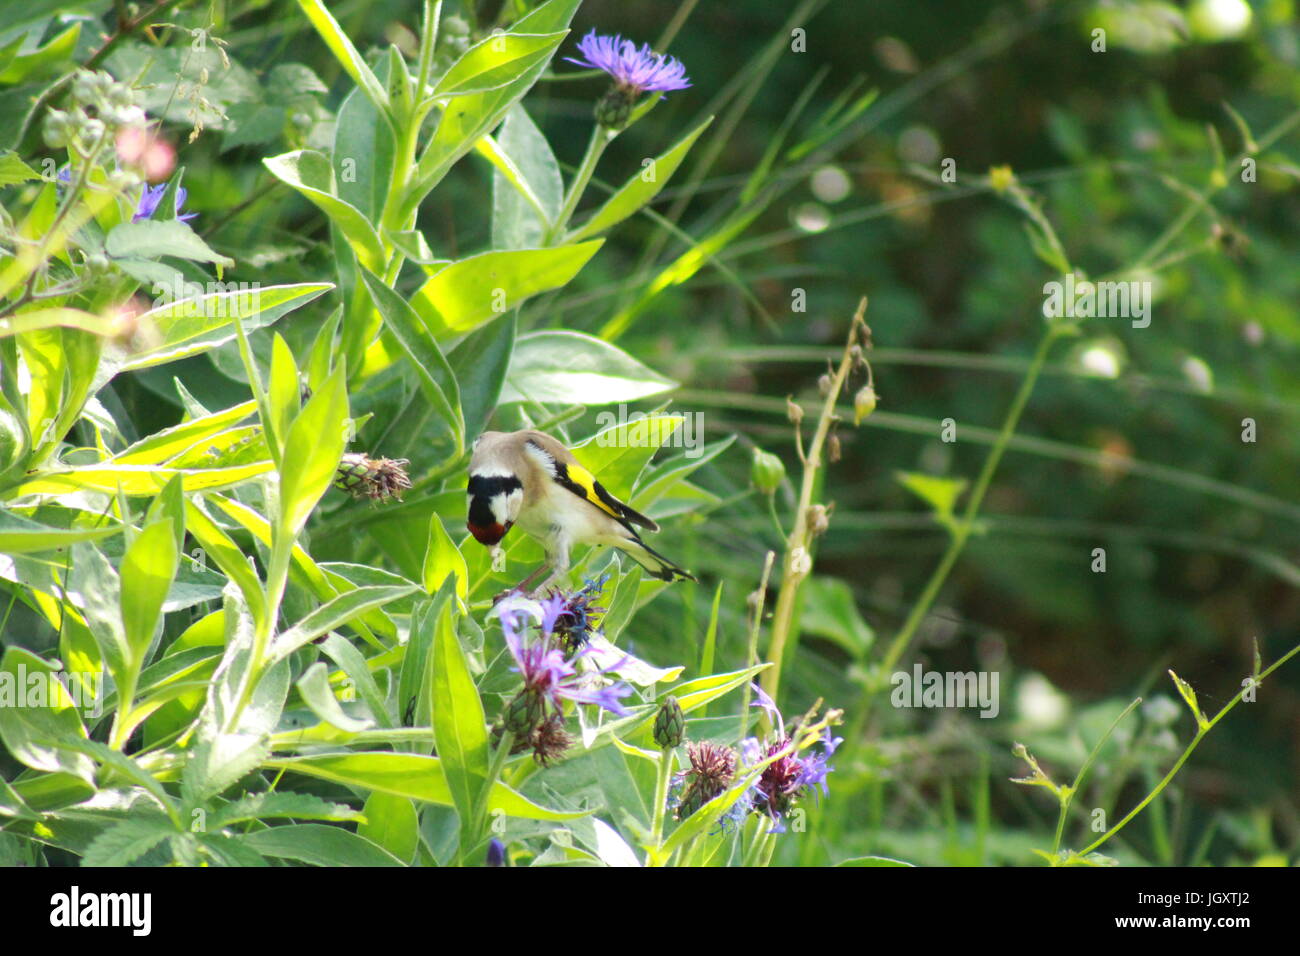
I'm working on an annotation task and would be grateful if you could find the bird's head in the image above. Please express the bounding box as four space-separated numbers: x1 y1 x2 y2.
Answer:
467 433 525 547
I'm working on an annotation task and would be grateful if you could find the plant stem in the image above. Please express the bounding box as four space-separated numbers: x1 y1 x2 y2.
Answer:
1077 641 1300 858
1051 696 1142 856
548 125 612 242
647 747 676 865
739 550 775 739
465 729 514 865
853 321 1066 741
759 298 866 711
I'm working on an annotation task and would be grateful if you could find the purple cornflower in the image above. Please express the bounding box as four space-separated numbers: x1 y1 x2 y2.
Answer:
540 574 607 651
493 594 633 717
741 684 841 829
133 182 196 223
566 30 692 94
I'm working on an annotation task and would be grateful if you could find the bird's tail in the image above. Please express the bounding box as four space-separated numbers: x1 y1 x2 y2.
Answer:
616 533 696 582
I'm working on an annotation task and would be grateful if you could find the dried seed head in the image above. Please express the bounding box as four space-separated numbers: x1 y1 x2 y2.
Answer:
806 504 830 537
333 453 412 502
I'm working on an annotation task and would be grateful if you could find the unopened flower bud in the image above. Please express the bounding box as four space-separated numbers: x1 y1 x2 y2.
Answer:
503 688 544 738
786 397 804 426
853 385 878 425
789 546 812 576
71 71 99 105
653 696 684 749
827 431 841 463
106 105 146 130
594 86 636 130
751 448 785 494
107 167 141 192
817 372 833 397
79 118 106 147
988 164 1016 193
105 82 136 110
42 110 71 148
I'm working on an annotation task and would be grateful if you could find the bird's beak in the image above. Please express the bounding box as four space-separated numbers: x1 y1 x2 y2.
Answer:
467 519 512 546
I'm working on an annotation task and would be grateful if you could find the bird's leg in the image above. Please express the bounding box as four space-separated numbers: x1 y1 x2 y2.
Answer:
492 563 550 604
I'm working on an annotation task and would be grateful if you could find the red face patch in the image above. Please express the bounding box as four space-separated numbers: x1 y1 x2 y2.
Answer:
468 520 511 546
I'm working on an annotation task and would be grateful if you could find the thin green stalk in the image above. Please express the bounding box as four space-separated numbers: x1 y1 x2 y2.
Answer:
739 550 775 740
1051 696 1142 856
1078 641 1300 858
465 730 515 864
548 125 612 242
856 321 1067 736
759 299 867 711
647 748 676 865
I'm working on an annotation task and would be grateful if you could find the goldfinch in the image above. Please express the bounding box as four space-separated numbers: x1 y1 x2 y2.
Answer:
467 429 695 590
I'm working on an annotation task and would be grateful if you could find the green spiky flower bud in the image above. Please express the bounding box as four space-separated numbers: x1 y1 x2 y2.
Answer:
503 688 544 739
653 695 684 750
594 86 636 130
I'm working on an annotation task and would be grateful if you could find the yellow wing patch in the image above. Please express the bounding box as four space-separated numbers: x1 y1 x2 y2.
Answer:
559 460 622 520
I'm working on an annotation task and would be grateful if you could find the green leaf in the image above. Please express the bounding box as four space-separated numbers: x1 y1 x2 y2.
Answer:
360 270 464 452
270 584 417 662
319 633 393 729
105 220 234 267
1169 669 1208 729
358 792 419 863
0 22 80 84
0 647 95 782
490 105 563 250
896 470 968 533
0 510 122 554
500 330 676 405
798 577 874 659
413 243 603 338
569 117 714 242
279 366 348 537
240 823 404 866
448 312 515 442
263 150 384 270
296 0 390 115
211 792 364 827
431 599 489 844
334 56 396 225
0 307 116 337
403 0 583 219
836 855 915 867
113 400 256 465
113 282 332 375
423 513 468 603
434 32 568 98
266 333 301 461
264 752 587 821
120 520 179 668
0 151 39 187
82 815 175 867
297 662 375 732
184 601 288 804
183 501 269 632
14 460 274 497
